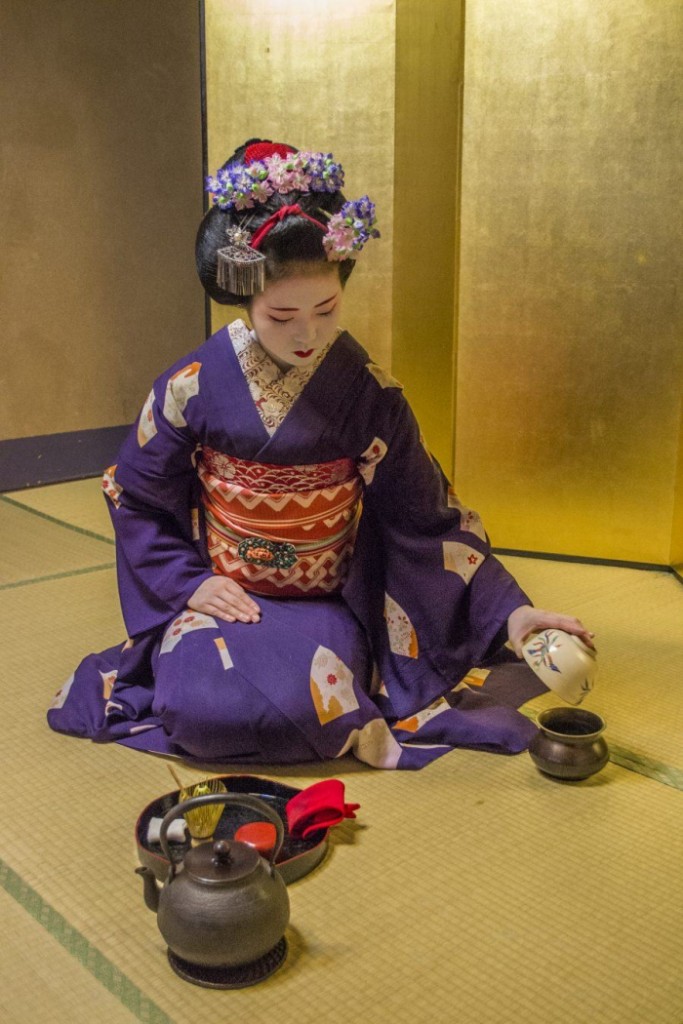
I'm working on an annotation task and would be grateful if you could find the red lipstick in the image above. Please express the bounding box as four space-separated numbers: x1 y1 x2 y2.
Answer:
293 349 314 357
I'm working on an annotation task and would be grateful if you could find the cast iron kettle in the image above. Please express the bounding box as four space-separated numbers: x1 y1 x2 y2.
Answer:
136 793 290 968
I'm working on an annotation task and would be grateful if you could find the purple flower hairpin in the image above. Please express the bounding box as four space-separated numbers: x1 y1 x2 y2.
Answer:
206 151 346 212
322 197 380 261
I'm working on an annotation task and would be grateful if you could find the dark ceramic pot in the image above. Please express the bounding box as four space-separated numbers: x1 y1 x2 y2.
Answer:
528 707 609 781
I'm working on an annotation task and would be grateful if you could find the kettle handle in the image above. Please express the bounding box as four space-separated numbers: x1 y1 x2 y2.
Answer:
159 793 286 879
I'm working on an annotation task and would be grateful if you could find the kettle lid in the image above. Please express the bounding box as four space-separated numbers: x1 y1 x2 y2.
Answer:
184 839 261 885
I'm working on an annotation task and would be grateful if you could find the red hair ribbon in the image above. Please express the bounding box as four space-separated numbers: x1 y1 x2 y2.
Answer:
250 204 327 251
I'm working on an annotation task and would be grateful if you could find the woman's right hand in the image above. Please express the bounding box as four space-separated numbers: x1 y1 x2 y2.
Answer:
188 576 261 623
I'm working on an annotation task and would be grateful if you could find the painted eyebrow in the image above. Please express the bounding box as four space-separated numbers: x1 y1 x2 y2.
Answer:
268 293 339 312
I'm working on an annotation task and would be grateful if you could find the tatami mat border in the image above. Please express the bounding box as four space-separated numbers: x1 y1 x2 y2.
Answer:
0 563 116 591
608 745 683 792
0 494 116 545
0 857 174 1024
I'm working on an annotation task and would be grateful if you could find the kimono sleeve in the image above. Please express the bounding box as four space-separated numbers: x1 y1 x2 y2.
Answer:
353 388 530 712
102 365 214 637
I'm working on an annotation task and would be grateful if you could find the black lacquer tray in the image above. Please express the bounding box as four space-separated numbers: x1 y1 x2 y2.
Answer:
136 774 328 885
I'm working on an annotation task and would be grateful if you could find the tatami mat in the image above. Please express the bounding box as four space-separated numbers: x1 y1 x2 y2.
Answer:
4 479 115 543
0 494 114 588
0 887 141 1024
2 481 683 1024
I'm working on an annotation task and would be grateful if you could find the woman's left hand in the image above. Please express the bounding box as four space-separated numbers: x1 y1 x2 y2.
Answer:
507 604 595 658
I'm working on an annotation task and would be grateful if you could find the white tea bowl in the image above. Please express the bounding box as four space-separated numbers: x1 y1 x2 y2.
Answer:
521 628 597 705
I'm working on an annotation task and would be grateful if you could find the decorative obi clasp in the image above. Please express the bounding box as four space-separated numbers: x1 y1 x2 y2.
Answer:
197 448 363 597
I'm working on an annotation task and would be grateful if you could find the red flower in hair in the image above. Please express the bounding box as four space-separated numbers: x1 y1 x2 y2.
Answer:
245 142 297 165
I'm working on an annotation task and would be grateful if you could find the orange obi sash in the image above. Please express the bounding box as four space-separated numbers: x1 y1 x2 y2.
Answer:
198 447 363 597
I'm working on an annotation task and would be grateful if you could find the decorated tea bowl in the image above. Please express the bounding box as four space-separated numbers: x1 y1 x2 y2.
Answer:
521 628 596 705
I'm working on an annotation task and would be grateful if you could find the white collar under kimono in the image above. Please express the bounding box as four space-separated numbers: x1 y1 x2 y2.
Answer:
230 318 337 437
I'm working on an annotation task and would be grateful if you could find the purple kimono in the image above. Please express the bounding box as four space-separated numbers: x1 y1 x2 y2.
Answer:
47 321 540 769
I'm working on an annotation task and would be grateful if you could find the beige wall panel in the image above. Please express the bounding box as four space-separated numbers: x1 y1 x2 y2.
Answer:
455 0 682 563
1 0 204 440
205 0 395 366
392 0 464 471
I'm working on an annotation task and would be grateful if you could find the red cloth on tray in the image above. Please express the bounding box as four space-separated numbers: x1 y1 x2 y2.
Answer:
285 780 360 839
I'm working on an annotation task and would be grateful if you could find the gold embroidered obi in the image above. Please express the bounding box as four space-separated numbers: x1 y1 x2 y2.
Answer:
198 447 363 597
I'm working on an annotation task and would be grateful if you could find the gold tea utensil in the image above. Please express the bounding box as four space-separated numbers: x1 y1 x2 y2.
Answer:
168 766 228 844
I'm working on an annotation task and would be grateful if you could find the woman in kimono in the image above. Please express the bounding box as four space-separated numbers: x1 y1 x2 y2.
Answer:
48 139 593 770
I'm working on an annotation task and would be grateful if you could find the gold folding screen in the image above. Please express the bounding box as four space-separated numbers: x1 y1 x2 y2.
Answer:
455 0 683 565
205 0 682 567
391 0 464 472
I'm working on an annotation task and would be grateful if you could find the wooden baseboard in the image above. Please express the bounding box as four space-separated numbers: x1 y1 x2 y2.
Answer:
0 425 131 491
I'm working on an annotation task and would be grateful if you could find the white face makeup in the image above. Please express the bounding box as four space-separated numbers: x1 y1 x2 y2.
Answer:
249 271 343 371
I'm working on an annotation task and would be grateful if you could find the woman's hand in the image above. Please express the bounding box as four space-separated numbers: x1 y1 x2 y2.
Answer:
188 576 261 624
507 604 595 658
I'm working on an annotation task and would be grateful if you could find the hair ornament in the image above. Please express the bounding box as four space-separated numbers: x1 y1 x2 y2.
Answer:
207 144 380 293
322 197 380 261
206 149 345 211
216 225 266 296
